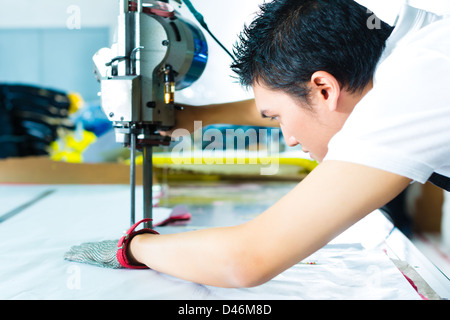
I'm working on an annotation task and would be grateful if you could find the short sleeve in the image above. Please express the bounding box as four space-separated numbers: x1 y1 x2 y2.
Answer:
324 19 450 184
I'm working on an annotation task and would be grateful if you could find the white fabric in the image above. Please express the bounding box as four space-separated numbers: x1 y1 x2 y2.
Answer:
325 6 450 184
0 185 421 300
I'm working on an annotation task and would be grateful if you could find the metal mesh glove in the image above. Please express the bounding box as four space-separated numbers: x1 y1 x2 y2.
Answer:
64 239 123 269
64 218 157 269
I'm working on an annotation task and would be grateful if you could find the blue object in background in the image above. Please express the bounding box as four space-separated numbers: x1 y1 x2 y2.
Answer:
72 103 112 137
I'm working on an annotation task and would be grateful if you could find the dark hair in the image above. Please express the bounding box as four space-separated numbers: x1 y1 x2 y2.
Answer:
231 0 393 101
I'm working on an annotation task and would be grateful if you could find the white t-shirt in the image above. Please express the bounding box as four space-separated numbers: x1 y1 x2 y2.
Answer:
324 5 450 185
356 0 450 26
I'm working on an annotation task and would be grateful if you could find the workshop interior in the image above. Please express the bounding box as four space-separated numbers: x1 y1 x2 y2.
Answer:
0 0 449 300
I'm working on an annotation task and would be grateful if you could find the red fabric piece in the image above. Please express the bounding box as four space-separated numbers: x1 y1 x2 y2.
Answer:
154 206 192 227
399 271 428 300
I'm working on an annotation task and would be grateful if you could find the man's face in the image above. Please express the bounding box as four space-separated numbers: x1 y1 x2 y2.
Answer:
252 82 350 162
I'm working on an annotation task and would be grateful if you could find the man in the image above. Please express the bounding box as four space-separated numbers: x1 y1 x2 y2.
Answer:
65 0 450 288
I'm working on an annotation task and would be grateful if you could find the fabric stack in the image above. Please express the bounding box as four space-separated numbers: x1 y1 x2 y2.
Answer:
0 84 74 158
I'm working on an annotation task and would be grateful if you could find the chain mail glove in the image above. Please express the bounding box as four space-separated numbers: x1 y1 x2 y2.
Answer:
64 239 123 269
64 219 159 269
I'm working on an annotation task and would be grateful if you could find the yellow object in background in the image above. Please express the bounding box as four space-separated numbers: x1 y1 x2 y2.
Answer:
49 128 97 163
67 92 85 115
49 92 96 163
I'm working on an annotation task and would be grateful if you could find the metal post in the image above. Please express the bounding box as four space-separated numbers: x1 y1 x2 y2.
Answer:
130 131 137 226
143 144 153 229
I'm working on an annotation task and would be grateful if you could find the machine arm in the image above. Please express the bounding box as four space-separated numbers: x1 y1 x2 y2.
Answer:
94 0 208 227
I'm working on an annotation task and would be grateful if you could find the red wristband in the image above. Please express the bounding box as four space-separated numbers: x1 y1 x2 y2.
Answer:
117 219 159 269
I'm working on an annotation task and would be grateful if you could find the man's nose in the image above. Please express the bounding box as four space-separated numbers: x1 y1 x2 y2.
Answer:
285 135 300 147
281 126 299 147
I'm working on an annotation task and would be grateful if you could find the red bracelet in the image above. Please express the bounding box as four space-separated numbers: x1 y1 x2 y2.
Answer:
117 219 159 269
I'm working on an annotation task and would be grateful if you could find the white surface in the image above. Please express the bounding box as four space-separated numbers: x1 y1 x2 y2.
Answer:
0 184 424 300
411 233 450 283
443 191 450 249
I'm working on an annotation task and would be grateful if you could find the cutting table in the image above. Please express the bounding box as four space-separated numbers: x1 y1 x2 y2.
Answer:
0 181 448 300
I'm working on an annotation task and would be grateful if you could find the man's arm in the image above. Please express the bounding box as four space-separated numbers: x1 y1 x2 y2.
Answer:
129 161 411 288
204 99 280 128
163 99 279 137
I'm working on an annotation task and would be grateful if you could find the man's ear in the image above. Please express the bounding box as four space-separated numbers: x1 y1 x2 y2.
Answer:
310 71 341 111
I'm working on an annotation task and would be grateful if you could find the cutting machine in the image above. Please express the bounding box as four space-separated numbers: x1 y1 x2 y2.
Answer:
93 0 208 228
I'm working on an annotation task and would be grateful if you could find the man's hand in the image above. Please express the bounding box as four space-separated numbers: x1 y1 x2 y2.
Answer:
160 104 206 138
64 239 123 269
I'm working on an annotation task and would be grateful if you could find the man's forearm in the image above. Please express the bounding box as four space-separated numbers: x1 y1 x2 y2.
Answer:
201 99 279 128
129 225 251 288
